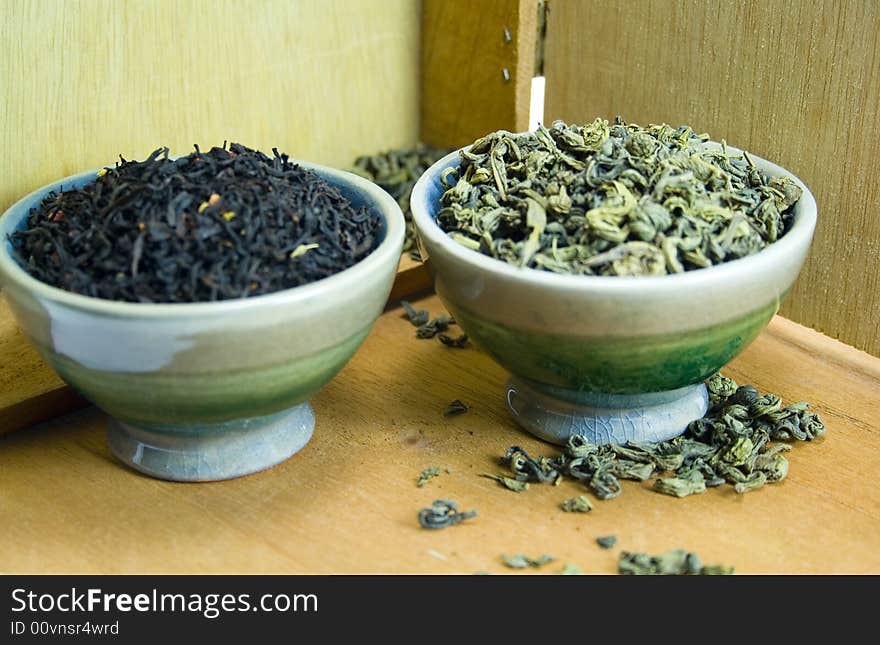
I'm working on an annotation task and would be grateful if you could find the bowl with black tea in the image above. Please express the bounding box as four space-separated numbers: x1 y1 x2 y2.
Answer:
0 144 404 481
410 118 817 446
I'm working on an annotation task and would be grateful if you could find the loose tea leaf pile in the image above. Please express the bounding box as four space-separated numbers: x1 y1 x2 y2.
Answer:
12 144 382 303
352 145 451 259
496 373 824 501
436 117 803 275
400 301 469 348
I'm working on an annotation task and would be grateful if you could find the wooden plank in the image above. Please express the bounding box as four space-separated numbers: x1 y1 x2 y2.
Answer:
0 256 432 436
0 0 420 216
0 294 88 435
421 0 536 148
543 0 880 356
1 294 877 574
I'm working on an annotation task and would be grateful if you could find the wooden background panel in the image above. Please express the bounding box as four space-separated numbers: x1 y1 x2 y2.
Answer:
0 0 420 215
544 0 880 356
421 0 535 148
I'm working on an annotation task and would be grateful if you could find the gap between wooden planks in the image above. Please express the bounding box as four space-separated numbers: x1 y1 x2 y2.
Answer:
0 255 430 436
0 293 878 574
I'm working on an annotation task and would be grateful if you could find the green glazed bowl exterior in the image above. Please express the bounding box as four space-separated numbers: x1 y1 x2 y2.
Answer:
0 161 405 428
411 144 817 395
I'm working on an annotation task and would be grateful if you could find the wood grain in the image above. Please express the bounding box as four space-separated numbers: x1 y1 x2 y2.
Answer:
0 293 87 435
544 0 880 356
0 0 420 216
1 294 877 574
420 0 536 148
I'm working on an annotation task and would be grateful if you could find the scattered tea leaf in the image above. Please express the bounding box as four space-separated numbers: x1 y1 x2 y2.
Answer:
560 563 584 575
700 564 736 575
401 300 430 327
417 315 456 339
418 499 477 530
561 495 593 513
495 373 825 502
619 549 733 575
438 333 469 348
443 400 469 417
504 446 560 483
417 467 442 488
596 535 618 549
482 473 530 492
502 553 556 569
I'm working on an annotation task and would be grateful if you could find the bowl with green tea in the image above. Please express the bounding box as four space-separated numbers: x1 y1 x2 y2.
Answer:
0 144 404 481
410 118 816 446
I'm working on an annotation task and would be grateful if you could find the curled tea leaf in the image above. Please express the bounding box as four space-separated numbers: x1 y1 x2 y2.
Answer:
401 300 430 326
417 499 477 530
652 469 707 498
417 315 455 339
504 446 560 483
589 469 622 500
566 435 599 458
734 471 768 494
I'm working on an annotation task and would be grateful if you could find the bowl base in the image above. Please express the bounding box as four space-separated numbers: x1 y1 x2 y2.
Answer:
505 377 708 445
107 403 315 481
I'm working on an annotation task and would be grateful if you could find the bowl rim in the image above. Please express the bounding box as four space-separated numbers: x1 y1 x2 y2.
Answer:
0 158 406 318
410 136 817 295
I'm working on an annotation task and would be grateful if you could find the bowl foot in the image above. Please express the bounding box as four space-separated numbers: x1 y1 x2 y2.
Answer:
505 377 708 446
107 403 315 481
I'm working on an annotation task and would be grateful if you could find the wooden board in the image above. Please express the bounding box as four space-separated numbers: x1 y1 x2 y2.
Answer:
0 256 432 436
1 294 878 574
420 0 536 148
543 0 880 357
0 0 420 216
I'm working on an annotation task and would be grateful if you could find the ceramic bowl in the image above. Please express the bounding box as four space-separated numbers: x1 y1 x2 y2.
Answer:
411 144 817 446
0 161 404 481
